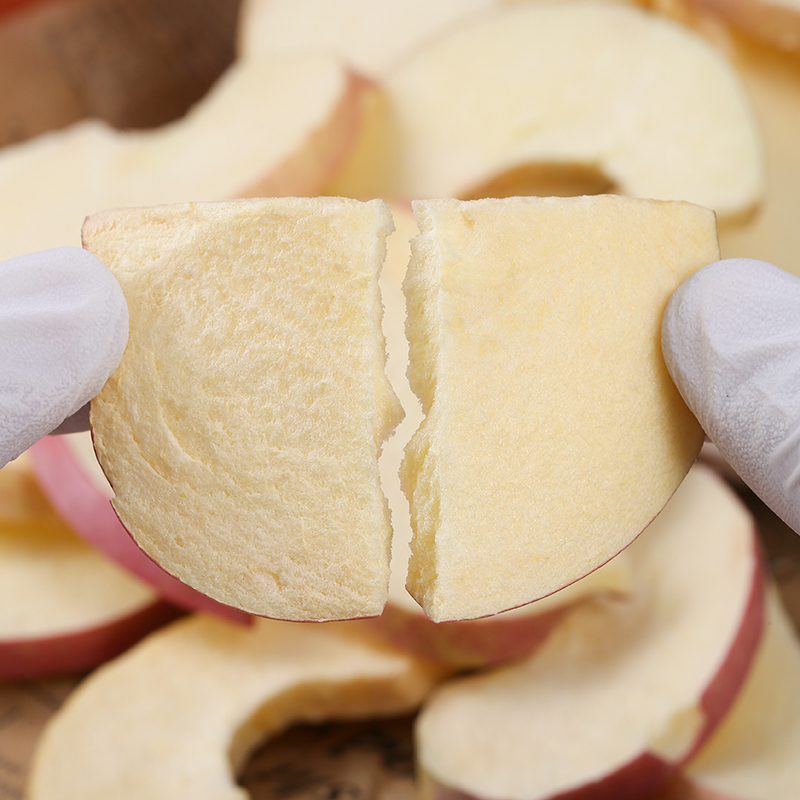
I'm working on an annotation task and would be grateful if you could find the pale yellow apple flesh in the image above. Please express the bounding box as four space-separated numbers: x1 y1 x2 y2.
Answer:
401 194 715 622
26 615 445 800
237 0 498 79
359 202 633 667
84 197 401 622
415 464 765 800
328 2 763 224
0 452 176 679
0 54 368 262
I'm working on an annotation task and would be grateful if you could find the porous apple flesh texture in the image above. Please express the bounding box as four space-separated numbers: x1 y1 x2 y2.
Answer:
416 464 760 800
686 588 800 799
27 616 442 800
379 208 633 619
0 454 156 637
402 195 716 622
85 197 401 621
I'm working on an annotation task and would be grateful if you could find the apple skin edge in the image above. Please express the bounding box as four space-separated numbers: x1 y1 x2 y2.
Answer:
244 70 374 199
420 521 767 800
0 600 182 681
28 435 251 624
356 602 571 671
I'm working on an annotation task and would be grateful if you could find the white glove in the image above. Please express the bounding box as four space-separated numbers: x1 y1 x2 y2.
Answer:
662 257 800 534
0 247 128 468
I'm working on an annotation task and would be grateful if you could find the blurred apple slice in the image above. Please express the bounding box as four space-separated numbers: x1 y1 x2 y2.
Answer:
0 54 369 262
356 202 633 669
329 2 763 223
29 433 249 622
715 33 800 279
679 587 800 799
651 588 800 800
237 0 497 79
684 0 800 52
27 614 444 800
0 452 179 680
415 463 766 800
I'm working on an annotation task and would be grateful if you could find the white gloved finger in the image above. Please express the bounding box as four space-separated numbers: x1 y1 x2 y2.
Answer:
0 247 128 468
662 258 800 534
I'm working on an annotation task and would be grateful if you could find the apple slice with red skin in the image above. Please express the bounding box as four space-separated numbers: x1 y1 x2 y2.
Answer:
415 464 765 800
29 433 249 623
652 588 800 800
27 614 446 800
0 452 181 680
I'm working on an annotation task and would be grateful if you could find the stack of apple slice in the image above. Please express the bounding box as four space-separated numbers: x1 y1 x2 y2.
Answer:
415 464 765 800
325 1 763 224
652 587 800 800
26 614 446 800
0 452 179 680
0 53 369 263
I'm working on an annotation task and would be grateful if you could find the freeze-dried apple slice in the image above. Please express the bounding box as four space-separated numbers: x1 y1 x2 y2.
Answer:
356 202 633 667
415 463 765 800
0 452 178 680
675 587 800 800
402 195 716 622
83 197 401 622
330 2 762 223
29 433 249 622
0 54 368 262
27 615 444 800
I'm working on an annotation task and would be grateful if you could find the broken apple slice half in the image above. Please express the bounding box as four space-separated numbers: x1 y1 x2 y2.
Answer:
329 1 763 223
356 202 633 668
27 615 444 800
402 195 717 622
0 452 179 680
29 433 249 622
0 54 368 262
415 463 766 800
83 197 401 622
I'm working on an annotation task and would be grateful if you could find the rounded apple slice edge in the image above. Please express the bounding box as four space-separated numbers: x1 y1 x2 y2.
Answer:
26 615 446 800
28 433 250 623
0 452 181 681
415 463 766 800
328 2 763 225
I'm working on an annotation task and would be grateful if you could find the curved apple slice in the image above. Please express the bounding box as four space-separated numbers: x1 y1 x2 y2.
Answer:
356 203 632 669
28 433 249 622
675 587 800 800
27 615 445 800
0 452 179 680
415 464 765 800
237 0 498 78
0 54 369 262
329 2 763 223
685 0 800 53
